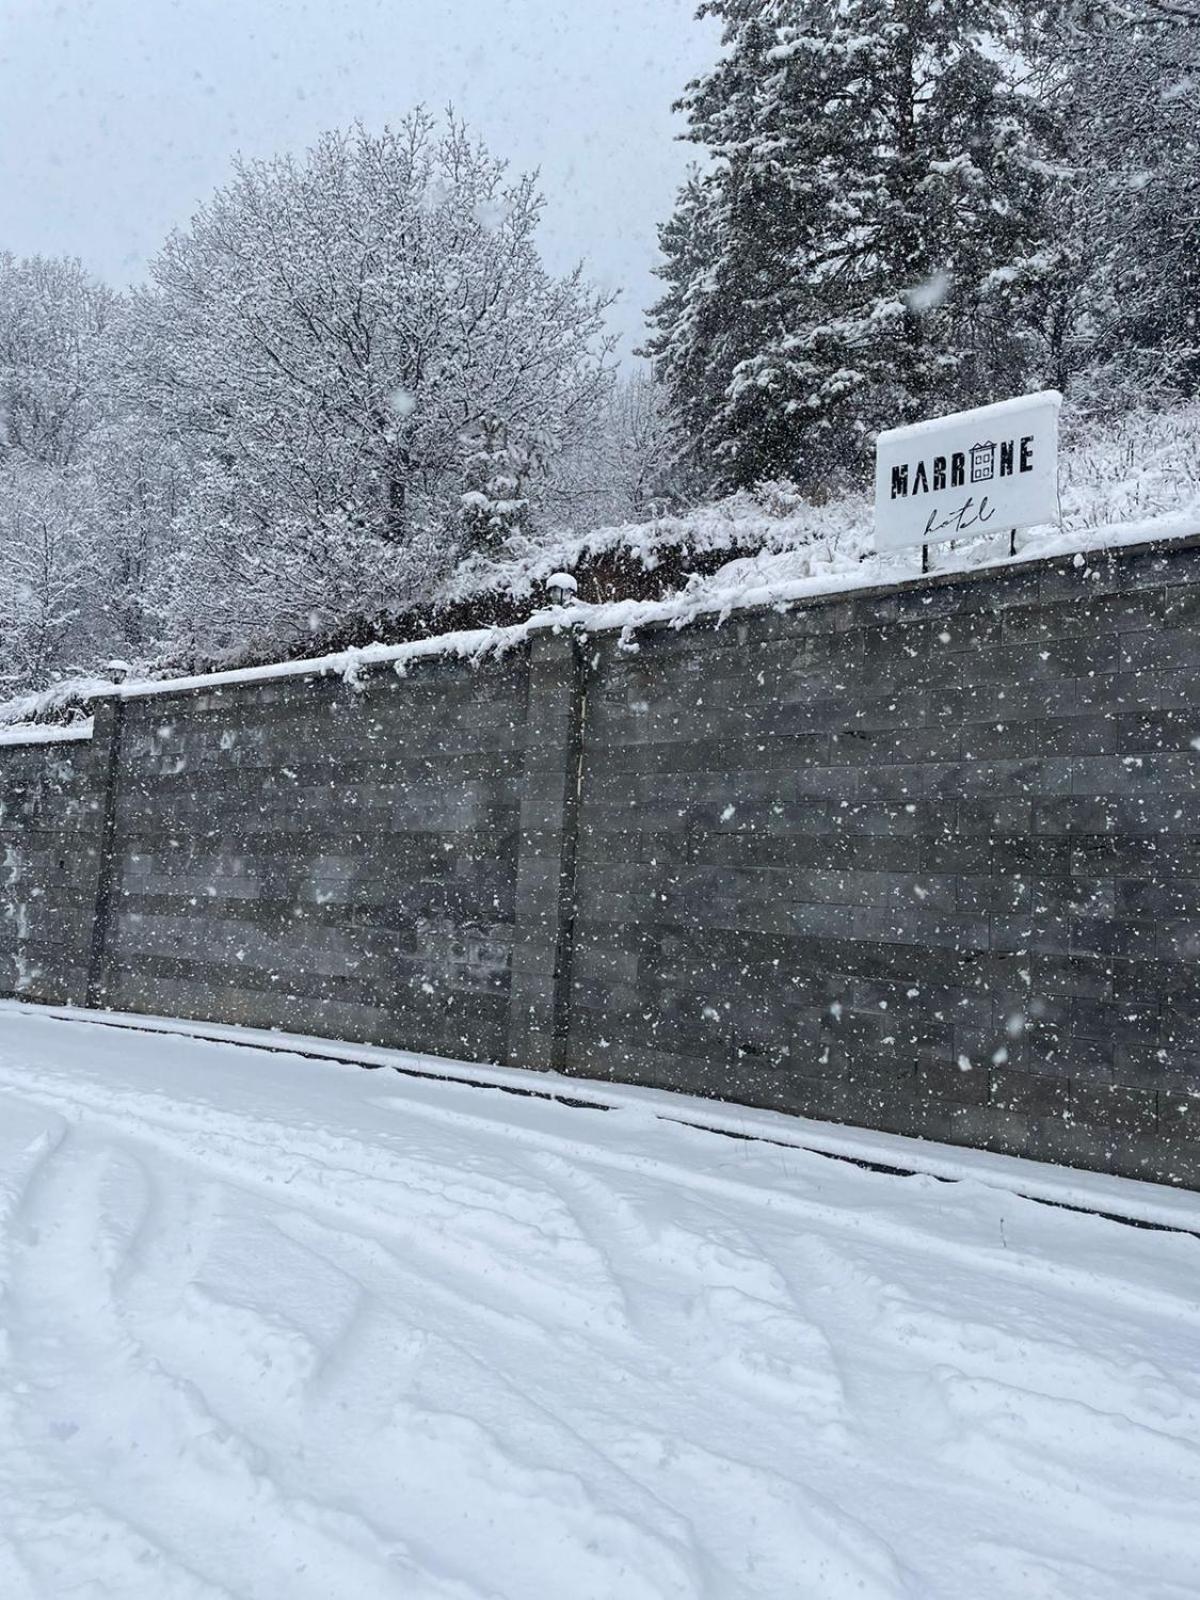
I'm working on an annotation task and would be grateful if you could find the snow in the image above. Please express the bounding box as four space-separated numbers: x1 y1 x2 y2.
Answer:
3 404 1200 731
0 677 114 738
876 388 1062 446
0 504 1196 727
0 722 93 748
19 1002 1200 1234
0 624 534 726
0 1002 1197 1599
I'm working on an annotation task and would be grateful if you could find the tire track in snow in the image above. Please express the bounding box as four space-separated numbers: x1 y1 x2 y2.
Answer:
0 1081 708 1598
0 1126 489 1600
0 1040 1198 1598
0 1062 640 1348
0 1114 242 1600
270 1207 710 1600
13 1052 1196 1341
524 1146 846 1421
0 1073 899 1599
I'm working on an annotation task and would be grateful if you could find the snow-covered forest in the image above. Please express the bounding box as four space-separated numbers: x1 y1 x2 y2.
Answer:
0 0 1196 693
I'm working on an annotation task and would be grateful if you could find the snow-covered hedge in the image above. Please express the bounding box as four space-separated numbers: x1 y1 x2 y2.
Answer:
0 677 116 735
3 403 1198 734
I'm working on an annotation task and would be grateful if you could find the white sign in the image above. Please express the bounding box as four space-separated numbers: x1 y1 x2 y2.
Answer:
874 391 1061 553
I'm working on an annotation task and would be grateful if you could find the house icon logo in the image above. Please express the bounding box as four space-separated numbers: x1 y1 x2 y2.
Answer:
970 441 996 483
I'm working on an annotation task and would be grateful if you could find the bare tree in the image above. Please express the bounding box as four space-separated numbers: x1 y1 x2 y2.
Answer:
544 370 688 530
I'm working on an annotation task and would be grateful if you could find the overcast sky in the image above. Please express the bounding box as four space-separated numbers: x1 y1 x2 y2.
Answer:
0 0 718 358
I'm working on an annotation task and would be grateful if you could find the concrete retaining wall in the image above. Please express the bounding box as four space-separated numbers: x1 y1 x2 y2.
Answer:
4 535 1200 1187
0 734 103 1005
91 652 533 1064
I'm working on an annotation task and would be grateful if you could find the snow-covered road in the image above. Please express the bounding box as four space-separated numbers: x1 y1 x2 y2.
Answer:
0 1006 1197 1599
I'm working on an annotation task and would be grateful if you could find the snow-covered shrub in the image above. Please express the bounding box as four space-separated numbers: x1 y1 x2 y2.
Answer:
1059 403 1200 531
443 399 1200 621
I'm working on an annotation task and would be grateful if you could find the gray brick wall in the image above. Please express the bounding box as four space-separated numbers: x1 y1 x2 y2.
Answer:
0 734 104 1004
567 540 1200 1187
3 537 1200 1187
93 653 532 1060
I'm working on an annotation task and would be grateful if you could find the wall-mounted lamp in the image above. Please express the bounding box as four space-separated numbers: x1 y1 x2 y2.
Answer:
545 572 578 608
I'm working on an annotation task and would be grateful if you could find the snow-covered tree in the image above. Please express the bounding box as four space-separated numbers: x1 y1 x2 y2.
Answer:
0 462 97 691
459 418 540 551
82 407 186 657
544 370 689 529
647 0 1060 490
598 370 689 519
0 255 128 687
639 173 730 487
0 254 116 469
1040 0 1200 410
121 114 614 656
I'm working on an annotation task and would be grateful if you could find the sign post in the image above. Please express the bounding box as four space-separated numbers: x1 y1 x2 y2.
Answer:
874 391 1061 559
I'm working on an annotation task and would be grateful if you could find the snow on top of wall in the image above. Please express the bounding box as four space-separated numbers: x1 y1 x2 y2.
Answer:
1 403 1197 723
114 619 537 703
0 677 114 743
84 507 1200 707
0 720 95 748
1 507 1197 722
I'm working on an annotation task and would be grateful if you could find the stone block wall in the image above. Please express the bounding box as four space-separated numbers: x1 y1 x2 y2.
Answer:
92 653 533 1061
0 732 104 1005
3 535 1200 1186
568 541 1200 1187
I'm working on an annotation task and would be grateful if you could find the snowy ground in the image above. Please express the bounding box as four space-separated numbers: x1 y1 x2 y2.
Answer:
0 1006 1197 1599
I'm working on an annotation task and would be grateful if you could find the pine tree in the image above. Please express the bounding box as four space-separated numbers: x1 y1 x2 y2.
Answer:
459 419 538 552
640 173 729 480
647 0 1060 490
1045 1 1200 410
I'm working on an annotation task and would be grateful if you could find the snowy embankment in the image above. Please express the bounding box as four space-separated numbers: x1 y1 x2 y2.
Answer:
443 399 1200 615
3 403 1200 738
0 1004 1197 1599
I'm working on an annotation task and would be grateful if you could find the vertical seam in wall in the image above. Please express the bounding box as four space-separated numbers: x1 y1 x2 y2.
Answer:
550 635 588 1073
85 699 125 1009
